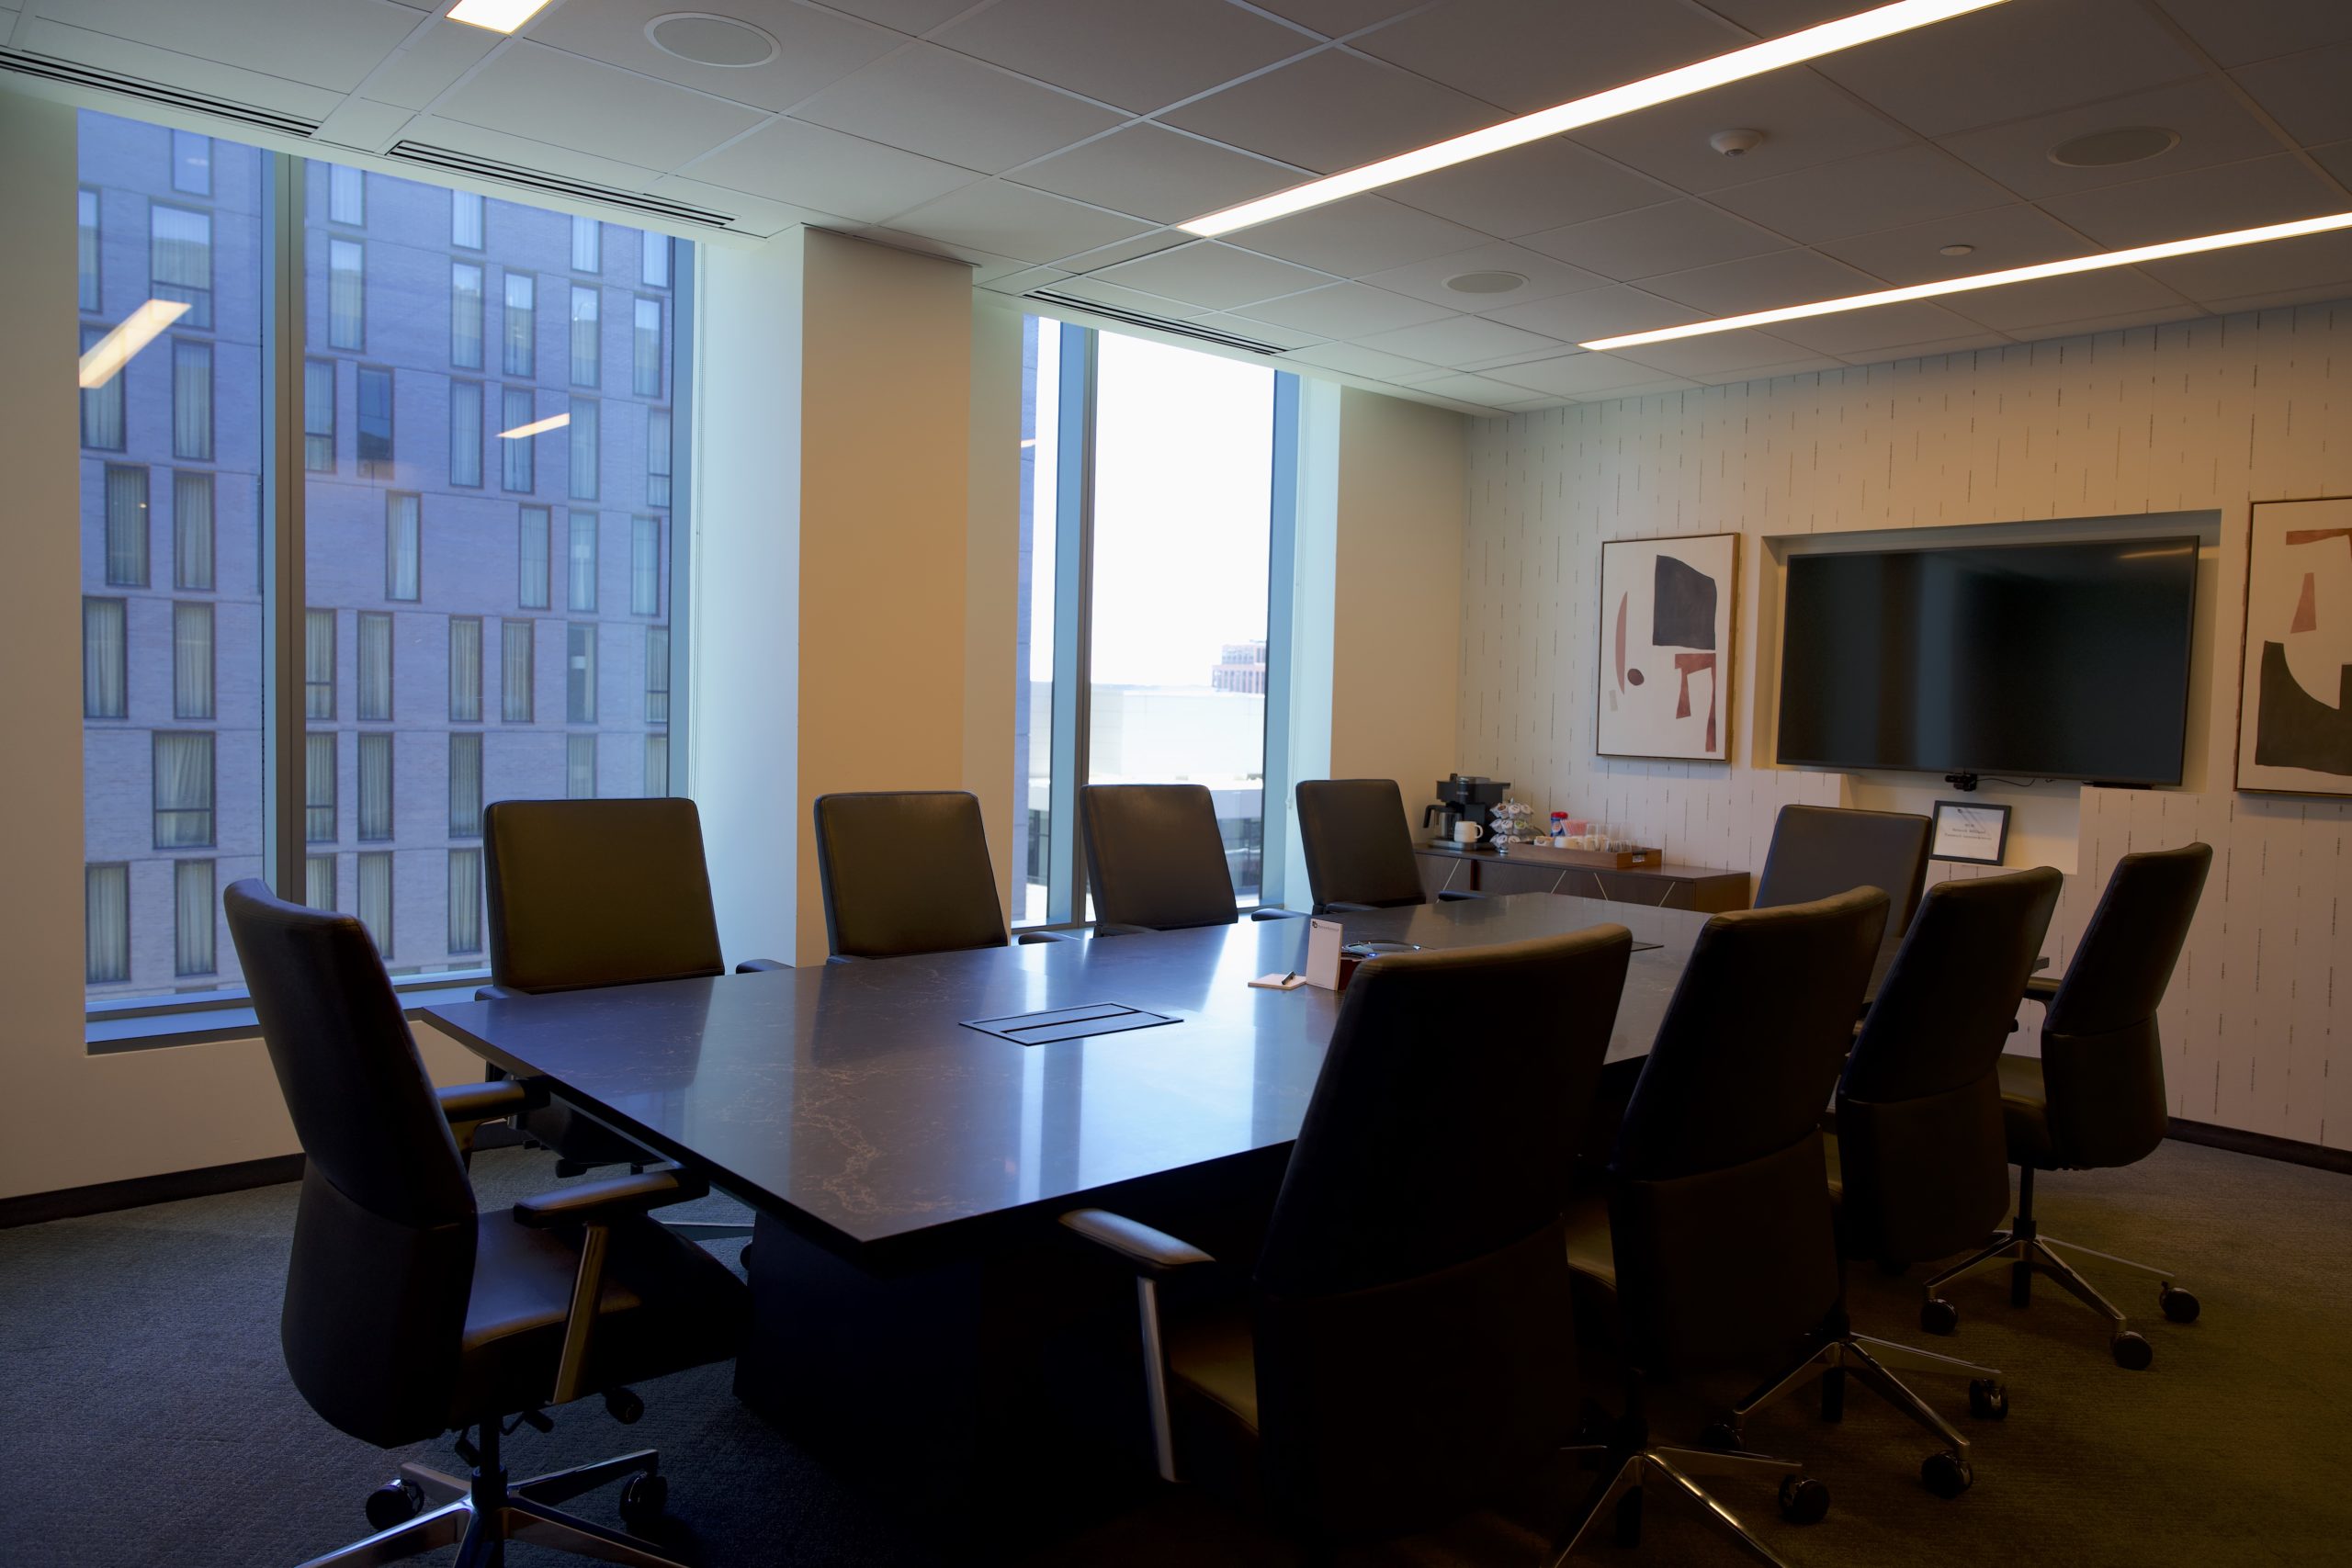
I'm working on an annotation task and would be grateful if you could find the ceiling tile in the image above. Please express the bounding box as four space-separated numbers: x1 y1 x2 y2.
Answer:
437 41 768 170
2037 154 2344 248
1011 124 1304 223
2232 42 2352 148
1689 355 1848 387
1639 247 1879 317
932 0 1313 114
790 44 1126 174
1570 70 1910 197
1953 268 2193 332
1695 2 1874 31
356 21 498 111
1349 313 1566 365
1404 371 1547 407
2199 284 2352 316
524 0 903 113
1837 331 2011 366
2150 0 2352 68
1055 230 1193 269
1359 241 1607 309
311 97 416 153
20 18 347 120
1226 194 1490 275
818 0 978 35
2007 306 2208 343
883 179 1154 263
1816 204 2097 286
649 173 845 232
1252 1 1427 36
2313 140 2352 186
981 264 1073 295
1708 145 2013 244
1159 47 1497 175
1232 281 1456 336
1189 310 1328 348
1814 0 2207 139
1046 276 1214 319
1483 351 1701 396
1282 341 1442 379
1351 0 1743 115
1383 137 1672 237
2137 227 2352 304
1091 241 1335 310
1764 300 2001 356
1518 199 1786 281
45 0 420 94
1478 285 1703 343
406 114 670 192
1936 77 2293 200
687 118 982 221
1611 329 1821 378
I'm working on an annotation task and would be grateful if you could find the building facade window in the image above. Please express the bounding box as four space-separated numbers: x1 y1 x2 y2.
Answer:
451 262 484 369
328 237 364 350
449 616 482 722
502 619 535 722
153 731 214 848
357 611 393 721
641 231 670 288
170 130 210 195
151 204 212 327
571 216 600 274
647 407 671 506
570 285 599 387
357 732 393 840
503 273 534 376
81 326 126 448
172 339 212 460
329 164 365 225
519 505 551 608
356 366 392 479
304 609 334 718
303 359 334 470
85 598 129 719
644 734 669 796
86 864 130 985
356 852 392 957
305 854 335 911
568 398 598 500
645 625 669 724
305 732 335 841
566 623 596 724
631 516 660 615
450 380 482 487
386 492 421 601
172 601 214 719
501 387 536 491
568 510 597 611
631 298 662 398
104 464 148 585
174 860 216 976
567 732 596 798
448 732 482 837
452 189 483 249
448 848 483 953
173 470 214 590
78 186 101 311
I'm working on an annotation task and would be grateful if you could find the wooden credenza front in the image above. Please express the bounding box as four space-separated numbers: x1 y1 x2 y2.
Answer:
1415 844 1752 913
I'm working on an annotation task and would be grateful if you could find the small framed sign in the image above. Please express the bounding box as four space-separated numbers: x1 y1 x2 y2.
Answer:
1930 800 2011 865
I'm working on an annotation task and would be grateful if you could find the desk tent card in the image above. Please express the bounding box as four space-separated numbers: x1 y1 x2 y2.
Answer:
1599 533 1736 761
2237 498 2352 796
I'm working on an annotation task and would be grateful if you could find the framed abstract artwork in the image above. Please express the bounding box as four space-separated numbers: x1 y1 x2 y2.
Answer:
2236 496 2352 796
1598 532 1737 762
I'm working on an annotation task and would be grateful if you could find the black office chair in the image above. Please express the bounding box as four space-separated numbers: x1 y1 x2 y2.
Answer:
1723 869 2064 1497
812 790 1071 959
482 798 784 1179
1063 925 1633 1543
1294 777 1482 914
1753 805 1932 984
1921 842 2212 1369
1560 888 1885 1559
223 879 745 1568
1080 783 1305 932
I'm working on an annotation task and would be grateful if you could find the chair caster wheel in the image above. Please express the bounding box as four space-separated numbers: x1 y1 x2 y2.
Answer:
1920 1297 1960 1336
618 1472 668 1529
365 1479 424 1530
2110 1330 2154 1370
1778 1475 1830 1525
1968 1379 2008 1420
2160 1286 2199 1324
605 1386 644 1425
1697 1421 1739 1450
1921 1450 1973 1498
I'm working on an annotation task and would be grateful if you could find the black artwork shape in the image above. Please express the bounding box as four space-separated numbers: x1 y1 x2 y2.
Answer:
2255 640 2352 776
1653 555 1717 650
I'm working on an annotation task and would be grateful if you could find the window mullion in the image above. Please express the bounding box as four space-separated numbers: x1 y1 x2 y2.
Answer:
261 150 309 901
1045 323 1095 927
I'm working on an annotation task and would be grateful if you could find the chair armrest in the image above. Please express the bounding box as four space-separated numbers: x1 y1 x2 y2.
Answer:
1435 889 1486 902
437 1079 538 1125
474 982 526 1002
1060 1208 1216 1279
1250 908 1308 921
2022 974 2059 1007
1092 922 1157 937
1320 900 1378 914
734 958 788 973
513 1168 708 1230
1016 930 1080 945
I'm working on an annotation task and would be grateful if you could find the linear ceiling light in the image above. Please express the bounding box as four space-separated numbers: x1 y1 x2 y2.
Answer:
1177 0 2008 238
1579 210 2352 351
448 0 555 35
498 412 571 439
77 299 189 389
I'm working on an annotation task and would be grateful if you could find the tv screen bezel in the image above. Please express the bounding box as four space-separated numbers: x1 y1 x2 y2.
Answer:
1772 534 2200 787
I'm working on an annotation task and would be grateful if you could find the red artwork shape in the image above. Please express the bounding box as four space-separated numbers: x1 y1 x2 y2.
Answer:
2284 527 2352 562
1673 651 1717 751
2291 571 2319 635
1613 592 1628 693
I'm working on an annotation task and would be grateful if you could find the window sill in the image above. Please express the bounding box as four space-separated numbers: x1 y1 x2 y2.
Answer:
85 969 491 1055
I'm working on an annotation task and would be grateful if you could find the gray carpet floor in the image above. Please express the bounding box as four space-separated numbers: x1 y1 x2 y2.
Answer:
4 1138 2346 1567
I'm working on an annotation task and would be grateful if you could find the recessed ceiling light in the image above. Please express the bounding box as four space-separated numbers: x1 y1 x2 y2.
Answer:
447 0 555 34
1938 243 1975 256
1578 209 2352 352
1178 0 2010 238
2049 126 2179 168
648 12 780 68
1445 271 1528 295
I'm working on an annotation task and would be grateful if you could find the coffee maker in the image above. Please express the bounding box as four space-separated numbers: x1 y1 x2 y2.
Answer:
1424 773 1510 848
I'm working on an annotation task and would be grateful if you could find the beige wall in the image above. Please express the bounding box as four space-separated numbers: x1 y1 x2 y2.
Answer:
1459 303 2352 1147
965 303 1023 920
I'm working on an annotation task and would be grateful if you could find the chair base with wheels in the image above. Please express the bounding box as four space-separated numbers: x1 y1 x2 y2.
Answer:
1918 1165 2197 1370
1551 1396 1829 1568
310 1417 684 1568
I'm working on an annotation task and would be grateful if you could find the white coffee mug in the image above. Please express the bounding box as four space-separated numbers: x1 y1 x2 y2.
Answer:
1453 820 1484 845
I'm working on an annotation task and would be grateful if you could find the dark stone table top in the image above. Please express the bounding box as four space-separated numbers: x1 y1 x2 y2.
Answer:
425 894 1707 1261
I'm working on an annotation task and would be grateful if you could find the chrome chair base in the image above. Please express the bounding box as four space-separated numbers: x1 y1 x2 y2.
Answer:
1923 1227 2189 1367
294 1449 687 1568
1718 1328 2001 1495
1553 1443 1821 1567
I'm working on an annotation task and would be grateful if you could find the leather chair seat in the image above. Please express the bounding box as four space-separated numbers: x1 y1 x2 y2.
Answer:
1996 1053 2055 1168
455 1211 744 1427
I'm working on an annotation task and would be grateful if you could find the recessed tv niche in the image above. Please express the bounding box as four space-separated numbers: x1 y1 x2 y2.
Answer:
1776 536 2199 786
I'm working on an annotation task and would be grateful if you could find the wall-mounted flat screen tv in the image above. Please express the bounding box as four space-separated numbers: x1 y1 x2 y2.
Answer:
1776 536 2199 785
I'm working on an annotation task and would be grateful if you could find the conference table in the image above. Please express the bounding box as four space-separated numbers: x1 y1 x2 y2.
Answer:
425 892 1709 1493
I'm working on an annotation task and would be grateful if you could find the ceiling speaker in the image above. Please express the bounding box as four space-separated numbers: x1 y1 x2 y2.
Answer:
648 13 778 67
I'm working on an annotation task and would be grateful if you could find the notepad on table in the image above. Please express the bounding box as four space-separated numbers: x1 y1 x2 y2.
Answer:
1250 972 1307 990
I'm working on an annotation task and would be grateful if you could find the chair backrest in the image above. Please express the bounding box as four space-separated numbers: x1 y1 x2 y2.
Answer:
1250 926 1634 1538
482 798 726 994
1295 778 1427 912
1608 888 1887 1374
222 879 476 1450
812 791 1010 959
1838 868 2063 1264
1754 805 1931 978
1080 784 1239 931
2038 842 2211 1168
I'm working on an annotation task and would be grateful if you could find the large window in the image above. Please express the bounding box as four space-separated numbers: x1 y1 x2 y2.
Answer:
1014 318 1295 924
74 108 688 1010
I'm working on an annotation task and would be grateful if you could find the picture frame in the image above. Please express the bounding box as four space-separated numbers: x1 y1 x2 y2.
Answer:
2233 496 2352 797
1597 532 1738 762
1930 800 2010 865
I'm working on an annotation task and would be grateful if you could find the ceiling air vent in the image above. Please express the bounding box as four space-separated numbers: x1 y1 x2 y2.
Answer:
0 48 322 138
1027 290 1286 355
387 141 737 229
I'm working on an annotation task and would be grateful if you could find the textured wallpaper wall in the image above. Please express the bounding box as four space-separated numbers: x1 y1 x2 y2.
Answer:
1459 301 2351 1147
